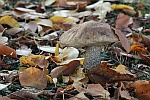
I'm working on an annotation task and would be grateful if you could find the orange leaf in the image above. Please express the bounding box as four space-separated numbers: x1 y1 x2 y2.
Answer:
130 44 148 53
135 84 150 100
0 45 17 58
19 67 47 89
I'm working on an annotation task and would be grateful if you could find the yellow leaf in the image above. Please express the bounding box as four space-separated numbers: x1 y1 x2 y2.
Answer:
46 75 53 83
43 67 49 75
50 16 74 23
0 15 19 28
55 43 59 56
115 64 132 75
18 67 28 72
111 4 134 10
19 56 36 66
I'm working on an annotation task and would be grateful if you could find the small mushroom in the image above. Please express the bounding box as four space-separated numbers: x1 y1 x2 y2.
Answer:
59 21 118 70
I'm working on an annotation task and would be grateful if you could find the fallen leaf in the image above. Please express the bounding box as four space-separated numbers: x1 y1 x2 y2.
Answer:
58 47 79 60
0 96 12 100
0 45 17 58
0 83 11 90
19 56 36 66
0 36 8 45
129 80 149 89
138 53 150 65
115 13 133 29
113 28 130 53
68 92 89 100
86 84 110 98
140 33 150 47
50 60 80 78
6 28 23 35
86 1 112 19
135 84 150 100
45 0 55 6
88 62 136 84
111 4 134 10
55 43 59 56
8 89 42 100
16 45 32 56
130 44 148 53
115 64 134 75
114 82 132 100
23 21 38 33
19 67 47 89
0 15 19 28
50 16 74 24
32 55 49 68
38 45 62 53
36 18 53 27
57 58 84 65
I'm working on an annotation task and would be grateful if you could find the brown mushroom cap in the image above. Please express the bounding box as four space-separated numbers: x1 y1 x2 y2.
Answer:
59 21 118 47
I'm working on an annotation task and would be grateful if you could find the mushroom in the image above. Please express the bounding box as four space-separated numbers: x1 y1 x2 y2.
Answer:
59 21 118 70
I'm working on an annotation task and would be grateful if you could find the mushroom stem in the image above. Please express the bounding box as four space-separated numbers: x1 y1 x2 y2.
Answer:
83 46 101 70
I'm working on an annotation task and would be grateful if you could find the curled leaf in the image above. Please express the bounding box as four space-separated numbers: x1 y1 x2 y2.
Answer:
111 4 134 10
0 45 17 58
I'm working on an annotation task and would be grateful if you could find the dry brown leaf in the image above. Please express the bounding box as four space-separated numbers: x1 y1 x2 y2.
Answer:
73 83 110 99
68 92 89 100
135 84 150 100
86 84 110 98
50 60 80 78
8 89 43 100
129 80 149 89
19 67 47 89
67 1 88 9
32 55 49 68
115 13 133 29
70 68 86 82
0 96 13 100
114 82 132 100
140 33 150 47
88 62 136 84
113 28 130 53
6 28 23 35
23 21 38 33
63 60 80 76
139 53 150 64
0 45 17 58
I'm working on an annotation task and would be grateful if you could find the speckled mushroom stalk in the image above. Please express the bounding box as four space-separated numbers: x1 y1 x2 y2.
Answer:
83 46 101 70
